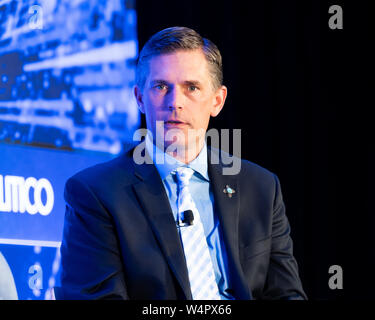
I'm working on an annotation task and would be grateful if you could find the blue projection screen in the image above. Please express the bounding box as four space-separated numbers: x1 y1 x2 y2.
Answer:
0 0 139 300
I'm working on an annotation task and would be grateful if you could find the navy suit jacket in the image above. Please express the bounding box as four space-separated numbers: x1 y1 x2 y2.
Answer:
58 146 307 300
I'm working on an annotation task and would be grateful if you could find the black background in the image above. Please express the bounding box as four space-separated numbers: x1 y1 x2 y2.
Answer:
135 0 372 300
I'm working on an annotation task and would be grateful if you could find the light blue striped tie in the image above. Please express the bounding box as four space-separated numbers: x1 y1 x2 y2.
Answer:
175 167 221 300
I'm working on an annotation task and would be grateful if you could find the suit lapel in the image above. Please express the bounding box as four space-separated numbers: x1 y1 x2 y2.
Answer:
131 158 192 299
208 149 252 300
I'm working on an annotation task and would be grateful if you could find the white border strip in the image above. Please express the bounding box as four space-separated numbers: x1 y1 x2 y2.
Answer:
0 238 61 248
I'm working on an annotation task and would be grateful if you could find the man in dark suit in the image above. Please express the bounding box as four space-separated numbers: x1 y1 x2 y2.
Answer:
58 27 307 300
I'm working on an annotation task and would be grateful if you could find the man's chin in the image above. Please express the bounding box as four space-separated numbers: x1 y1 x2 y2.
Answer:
163 140 187 152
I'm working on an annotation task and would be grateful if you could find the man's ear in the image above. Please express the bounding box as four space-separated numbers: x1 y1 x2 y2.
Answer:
210 85 227 117
134 85 145 114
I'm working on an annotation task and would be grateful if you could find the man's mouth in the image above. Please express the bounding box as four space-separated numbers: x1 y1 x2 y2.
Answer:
164 120 186 126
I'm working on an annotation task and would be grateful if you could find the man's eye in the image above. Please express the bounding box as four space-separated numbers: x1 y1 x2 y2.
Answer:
188 85 199 91
155 84 167 90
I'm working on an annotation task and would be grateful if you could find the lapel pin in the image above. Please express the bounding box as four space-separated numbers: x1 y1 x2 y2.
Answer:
223 185 236 198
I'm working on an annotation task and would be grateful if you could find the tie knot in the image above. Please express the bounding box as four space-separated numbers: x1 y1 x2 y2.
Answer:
175 167 194 187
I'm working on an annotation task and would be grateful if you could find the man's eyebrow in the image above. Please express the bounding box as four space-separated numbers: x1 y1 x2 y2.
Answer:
149 79 203 87
150 79 169 86
183 80 202 86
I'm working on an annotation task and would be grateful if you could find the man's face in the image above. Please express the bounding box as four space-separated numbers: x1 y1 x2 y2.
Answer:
134 49 227 160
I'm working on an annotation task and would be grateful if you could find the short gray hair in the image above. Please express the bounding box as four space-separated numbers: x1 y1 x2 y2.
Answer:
136 26 223 90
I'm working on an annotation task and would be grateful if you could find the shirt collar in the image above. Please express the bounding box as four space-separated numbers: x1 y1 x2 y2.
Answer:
145 133 209 182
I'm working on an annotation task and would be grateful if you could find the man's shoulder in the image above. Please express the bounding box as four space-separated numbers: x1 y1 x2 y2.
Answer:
240 157 276 181
209 146 276 181
67 147 136 188
209 147 280 201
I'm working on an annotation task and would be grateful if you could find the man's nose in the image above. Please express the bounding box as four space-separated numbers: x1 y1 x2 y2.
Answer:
166 86 184 110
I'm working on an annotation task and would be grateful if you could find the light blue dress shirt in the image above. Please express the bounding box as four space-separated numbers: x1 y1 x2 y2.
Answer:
145 135 235 300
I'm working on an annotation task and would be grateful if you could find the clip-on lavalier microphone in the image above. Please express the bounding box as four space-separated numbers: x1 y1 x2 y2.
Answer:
177 210 194 227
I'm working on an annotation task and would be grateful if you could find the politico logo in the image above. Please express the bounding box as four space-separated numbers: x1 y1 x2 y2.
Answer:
0 174 54 216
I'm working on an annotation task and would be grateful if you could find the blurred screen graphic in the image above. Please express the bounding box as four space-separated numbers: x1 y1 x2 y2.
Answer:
0 0 139 299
